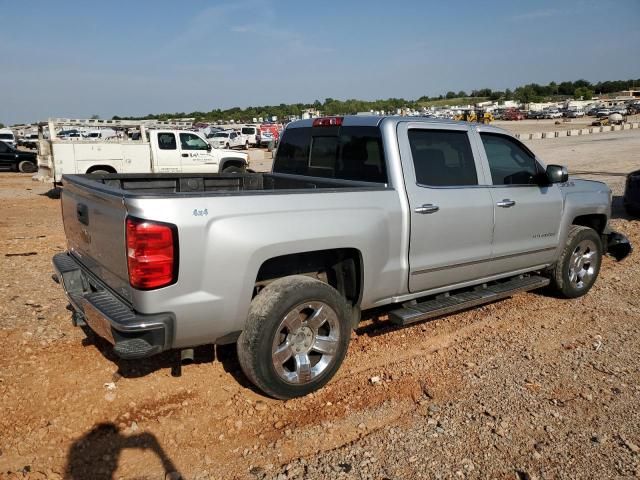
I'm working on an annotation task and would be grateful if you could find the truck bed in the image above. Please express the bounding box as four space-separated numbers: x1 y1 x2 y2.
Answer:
64 172 388 196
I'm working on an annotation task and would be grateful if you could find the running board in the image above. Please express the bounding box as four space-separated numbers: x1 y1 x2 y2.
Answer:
389 274 550 326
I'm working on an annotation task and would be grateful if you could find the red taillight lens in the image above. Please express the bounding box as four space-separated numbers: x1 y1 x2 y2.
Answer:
126 217 177 290
312 116 343 127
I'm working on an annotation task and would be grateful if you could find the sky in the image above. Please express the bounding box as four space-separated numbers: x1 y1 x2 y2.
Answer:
1 0 639 125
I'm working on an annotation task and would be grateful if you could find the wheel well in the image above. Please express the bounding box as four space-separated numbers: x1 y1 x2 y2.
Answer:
572 214 607 234
255 248 363 306
86 165 117 174
220 158 246 170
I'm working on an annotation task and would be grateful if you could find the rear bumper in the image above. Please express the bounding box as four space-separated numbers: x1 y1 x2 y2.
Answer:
52 252 174 359
604 230 632 261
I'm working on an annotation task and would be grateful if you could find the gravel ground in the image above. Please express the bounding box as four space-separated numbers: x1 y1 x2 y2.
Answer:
0 130 639 479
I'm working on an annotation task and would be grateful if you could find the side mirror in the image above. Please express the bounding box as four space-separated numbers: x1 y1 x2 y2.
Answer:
546 164 568 184
206 143 212 151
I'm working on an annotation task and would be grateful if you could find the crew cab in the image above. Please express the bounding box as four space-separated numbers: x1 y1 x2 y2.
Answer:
52 116 631 399
36 129 248 183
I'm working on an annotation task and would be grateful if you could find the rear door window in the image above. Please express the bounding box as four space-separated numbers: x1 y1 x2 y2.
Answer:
158 133 176 150
408 129 478 186
274 126 387 183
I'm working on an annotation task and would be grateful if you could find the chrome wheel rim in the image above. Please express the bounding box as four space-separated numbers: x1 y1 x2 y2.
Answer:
568 239 598 289
271 301 340 385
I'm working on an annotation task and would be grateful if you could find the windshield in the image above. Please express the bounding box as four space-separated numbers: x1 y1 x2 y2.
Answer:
213 132 229 138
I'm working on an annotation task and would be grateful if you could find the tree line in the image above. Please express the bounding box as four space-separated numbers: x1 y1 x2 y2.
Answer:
113 78 640 123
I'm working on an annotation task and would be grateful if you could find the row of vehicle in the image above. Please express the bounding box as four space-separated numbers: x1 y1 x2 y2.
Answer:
205 124 281 149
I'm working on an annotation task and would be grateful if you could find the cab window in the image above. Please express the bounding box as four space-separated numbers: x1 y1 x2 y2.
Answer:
180 133 208 150
157 133 176 150
480 133 540 185
408 129 478 187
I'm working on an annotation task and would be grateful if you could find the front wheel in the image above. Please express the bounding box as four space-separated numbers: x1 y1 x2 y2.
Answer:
548 225 603 298
237 275 351 399
18 160 37 173
222 165 244 173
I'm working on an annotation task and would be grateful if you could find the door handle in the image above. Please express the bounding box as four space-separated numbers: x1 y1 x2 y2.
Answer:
414 204 439 214
181 153 189 157
496 199 516 208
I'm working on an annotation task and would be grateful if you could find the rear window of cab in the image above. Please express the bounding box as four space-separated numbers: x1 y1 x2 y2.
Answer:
274 126 387 184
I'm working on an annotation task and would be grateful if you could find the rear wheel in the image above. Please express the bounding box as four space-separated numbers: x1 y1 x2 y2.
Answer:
87 169 111 175
548 225 602 298
18 160 37 173
237 275 351 399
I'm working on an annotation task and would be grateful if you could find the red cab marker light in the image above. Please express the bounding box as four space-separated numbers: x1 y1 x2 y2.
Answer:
312 117 343 127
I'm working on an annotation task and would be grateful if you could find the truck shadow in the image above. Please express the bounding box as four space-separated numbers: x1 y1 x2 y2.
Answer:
78 322 263 393
79 325 213 379
65 422 182 480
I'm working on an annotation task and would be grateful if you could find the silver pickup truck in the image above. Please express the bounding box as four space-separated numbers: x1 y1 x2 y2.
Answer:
52 116 631 399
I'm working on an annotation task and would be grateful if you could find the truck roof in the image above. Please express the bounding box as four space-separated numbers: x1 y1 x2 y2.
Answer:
286 115 513 136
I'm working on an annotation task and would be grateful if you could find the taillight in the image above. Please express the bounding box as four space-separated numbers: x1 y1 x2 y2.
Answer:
126 217 177 290
312 117 343 127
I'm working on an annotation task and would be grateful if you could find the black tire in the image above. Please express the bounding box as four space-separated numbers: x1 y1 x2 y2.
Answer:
18 160 37 173
624 203 640 217
548 225 603 298
237 275 351 399
222 165 244 173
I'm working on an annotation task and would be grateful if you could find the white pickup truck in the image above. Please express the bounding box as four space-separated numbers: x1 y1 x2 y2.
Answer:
36 129 248 184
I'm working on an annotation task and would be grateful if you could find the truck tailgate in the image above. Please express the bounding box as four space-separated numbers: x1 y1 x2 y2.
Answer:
61 179 132 303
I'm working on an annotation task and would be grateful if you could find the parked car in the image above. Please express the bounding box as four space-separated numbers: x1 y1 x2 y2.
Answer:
240 125 261 148
502 109 525 121
566 109 585 118
596 109 611 118
52 115 631 399
0 128 16 147
23 133 40 149
0 140 38 172
624 168 640 216
544 109 562 119
208 130 245 149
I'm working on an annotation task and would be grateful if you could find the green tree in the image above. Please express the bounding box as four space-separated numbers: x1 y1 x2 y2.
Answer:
0 123 4 128
457 90 467 98
445 91 456 99
573 87 594 100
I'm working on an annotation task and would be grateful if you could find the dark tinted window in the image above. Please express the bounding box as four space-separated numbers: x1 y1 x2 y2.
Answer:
408 129 477 186
0 142 9 153
158 133 176 150
480 133 540 185
274 126 387 183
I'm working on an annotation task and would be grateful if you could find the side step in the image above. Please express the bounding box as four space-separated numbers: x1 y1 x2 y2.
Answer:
389 274 550 326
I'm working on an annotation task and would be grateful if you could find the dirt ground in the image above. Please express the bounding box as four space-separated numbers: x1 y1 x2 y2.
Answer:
0 130 639 480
